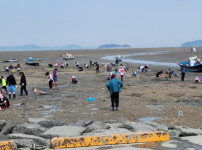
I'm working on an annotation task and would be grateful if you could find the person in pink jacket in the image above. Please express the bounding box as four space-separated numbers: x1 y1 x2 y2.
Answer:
118 65 126 82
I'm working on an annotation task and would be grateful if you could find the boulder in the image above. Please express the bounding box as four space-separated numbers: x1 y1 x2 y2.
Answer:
13 123 47 136
0 120 7 132
72 120 93 127
145 122 169 131
174 126 202 137
169 130 181 137
38 120 66 128
40 126 86 139
9 133 49 146
119 122 157 132
1 122 17 135
28 118 48 123
83 128 132 136
82 121 110 134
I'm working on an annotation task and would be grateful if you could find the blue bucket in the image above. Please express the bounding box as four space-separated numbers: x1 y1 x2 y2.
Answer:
87 97 95 102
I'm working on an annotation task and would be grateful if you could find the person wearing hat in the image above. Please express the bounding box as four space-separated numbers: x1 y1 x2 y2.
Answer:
106 74 123 111
118 65 126 82
6 72 17 99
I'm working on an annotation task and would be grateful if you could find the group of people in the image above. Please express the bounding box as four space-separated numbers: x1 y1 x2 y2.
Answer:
105 64 127 82
45 68 58 90
0 71 28 110
4 63 21 72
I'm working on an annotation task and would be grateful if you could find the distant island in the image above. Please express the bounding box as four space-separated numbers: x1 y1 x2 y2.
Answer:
181 40 202 47
98 44 131 49
0 44 131 51
0 44 86 51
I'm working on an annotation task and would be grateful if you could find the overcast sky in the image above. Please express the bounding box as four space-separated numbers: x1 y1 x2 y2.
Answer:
0 0 202 48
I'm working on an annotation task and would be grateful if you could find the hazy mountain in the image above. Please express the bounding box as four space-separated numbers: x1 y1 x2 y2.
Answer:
0 44 131 51
0 44 87 51
98 44 131 49
181 40 202 47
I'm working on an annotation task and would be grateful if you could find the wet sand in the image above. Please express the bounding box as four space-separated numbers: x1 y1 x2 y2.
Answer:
1 47 202 128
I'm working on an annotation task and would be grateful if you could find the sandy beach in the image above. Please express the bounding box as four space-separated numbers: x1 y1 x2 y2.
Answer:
0 47 202 129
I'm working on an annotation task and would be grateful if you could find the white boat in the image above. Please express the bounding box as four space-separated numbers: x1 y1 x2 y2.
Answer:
60 53 74 60
3 58 18 63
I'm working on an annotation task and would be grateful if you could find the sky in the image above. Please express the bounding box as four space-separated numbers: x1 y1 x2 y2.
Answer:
0 0 202 48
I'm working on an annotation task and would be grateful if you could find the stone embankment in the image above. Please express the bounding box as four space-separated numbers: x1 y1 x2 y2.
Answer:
1 118 202 149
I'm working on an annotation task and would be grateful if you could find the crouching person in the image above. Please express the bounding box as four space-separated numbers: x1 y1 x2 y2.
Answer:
71 75 78 84
0 91 10 109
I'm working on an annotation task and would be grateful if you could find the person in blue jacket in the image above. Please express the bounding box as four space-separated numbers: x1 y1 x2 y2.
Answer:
106 74 123 111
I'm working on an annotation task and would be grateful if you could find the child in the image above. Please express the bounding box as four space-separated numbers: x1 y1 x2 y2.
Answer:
114 68 119 78
195 77 200 84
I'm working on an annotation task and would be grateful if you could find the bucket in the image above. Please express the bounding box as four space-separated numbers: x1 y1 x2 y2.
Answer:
87 97 95 102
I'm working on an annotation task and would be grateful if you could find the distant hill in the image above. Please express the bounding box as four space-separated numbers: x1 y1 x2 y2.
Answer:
98 44 131 49
0 44 87 51
181 40 202 47
0 43 132 51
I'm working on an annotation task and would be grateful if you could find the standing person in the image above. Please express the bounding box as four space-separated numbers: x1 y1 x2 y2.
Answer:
118 65 126 82
106 74 123 111
96 63 100 73
45 72 54 90
1 76 8 95
89 60 92 67
53 68 58 87
19 72 28 96
181 66 186 82
115 57 119 65
106 64 112 80
6 73 17 99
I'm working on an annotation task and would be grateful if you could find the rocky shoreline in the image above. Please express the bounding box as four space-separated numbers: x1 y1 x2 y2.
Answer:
1 119 202 149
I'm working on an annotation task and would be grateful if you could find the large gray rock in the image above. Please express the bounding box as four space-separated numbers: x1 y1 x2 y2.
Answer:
0 120 7 132
169 130 181 137
83 121 110 134
38 120 66 128
1 122 17 135
145 122 169 131
13 123 47 136
9 133 49 146
173 126 202 136
13 139 37 148
119 122 157 132
107 123 124 129
83 128 132 136
40 126 86 139
72 120 93 127
28 118 48 123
